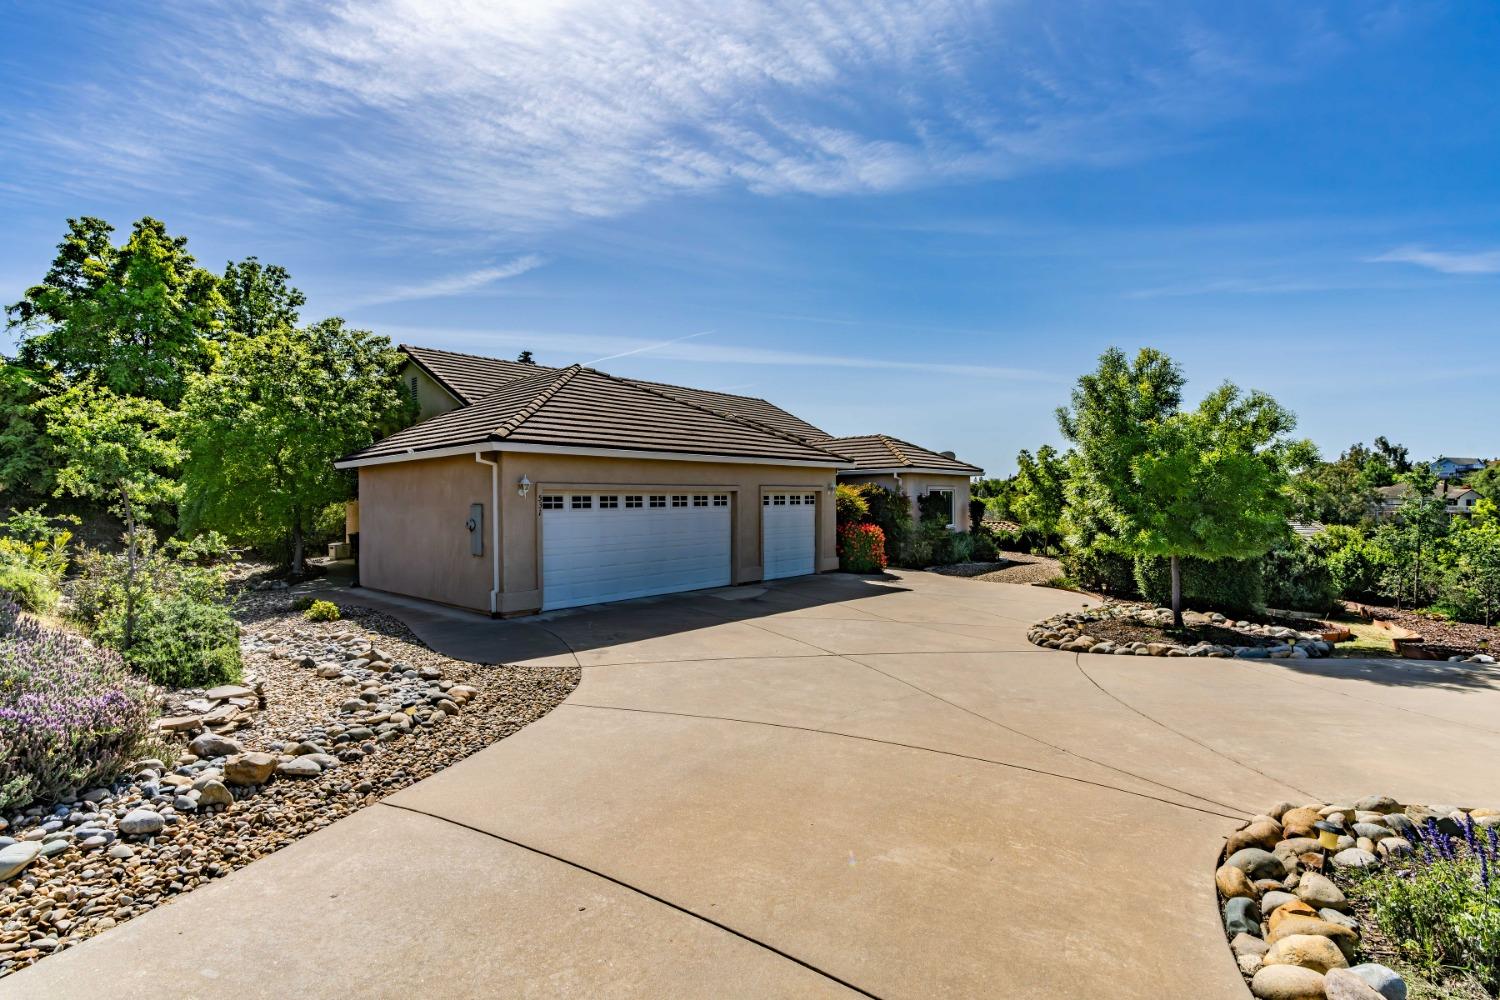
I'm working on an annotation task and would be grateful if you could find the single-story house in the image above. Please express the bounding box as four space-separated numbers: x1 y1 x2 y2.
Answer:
336 346 982 615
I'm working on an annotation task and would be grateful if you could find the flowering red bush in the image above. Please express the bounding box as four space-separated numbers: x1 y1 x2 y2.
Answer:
838 523 887 573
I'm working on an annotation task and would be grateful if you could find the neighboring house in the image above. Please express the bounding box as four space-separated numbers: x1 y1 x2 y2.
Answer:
823 434 982 529
1288 520 1326 540
336 346 982 615
1373 480 1481 520
1429 456 1487 479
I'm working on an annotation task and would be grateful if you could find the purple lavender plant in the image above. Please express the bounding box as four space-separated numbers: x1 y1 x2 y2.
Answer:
0 601 157 811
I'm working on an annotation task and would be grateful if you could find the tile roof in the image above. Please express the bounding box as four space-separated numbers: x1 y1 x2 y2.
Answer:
342 365 850 465
402 344 828 440
822 434 982 474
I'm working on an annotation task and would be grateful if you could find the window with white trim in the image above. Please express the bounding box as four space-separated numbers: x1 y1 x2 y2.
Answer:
692 495 709 507
924 488 956 528
671 495 688 507
599 495 619 509
649 495 666 508
804 494 816 505
712 495 729 507
541 495 563 510
625 495 643 509
571 495 592 510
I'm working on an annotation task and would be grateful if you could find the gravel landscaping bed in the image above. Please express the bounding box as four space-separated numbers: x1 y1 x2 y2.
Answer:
1217 798 1500 1000
935 551 1066 587
1030 602 1342 659
0 598 578 979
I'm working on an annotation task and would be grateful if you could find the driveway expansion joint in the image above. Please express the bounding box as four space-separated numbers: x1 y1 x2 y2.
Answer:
376 800 885 1000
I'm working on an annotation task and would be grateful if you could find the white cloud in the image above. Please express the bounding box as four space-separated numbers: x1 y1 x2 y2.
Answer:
1368 246 1500 275
7 1 1360 235
358 254 546 305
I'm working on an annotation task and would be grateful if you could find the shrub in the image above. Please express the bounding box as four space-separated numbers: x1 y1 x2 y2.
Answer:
1350 818 1500 993
1261 538 1339 613
837 523 887 573
1060 545 1138 597
0 509 72 613
0 602 156 811
303 599 341 622
97 594 242 688
971 529 1000 562
859 484 914 564
968 498 986 532
835 484 870 526
1133 555 1263 615
1309 525 1385 601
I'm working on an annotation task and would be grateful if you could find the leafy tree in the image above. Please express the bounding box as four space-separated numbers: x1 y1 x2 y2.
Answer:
0 361 55 505
1378 465 1448 609
1290 442 1379 526
6 217 225 406
177 320 412 575
1469 462 1500 504
1125 383 1297 627
972 476 1018 521
219 257 305 338
1446 499 1500 625
516 350 536 365
1011 445 1068 549
39 381 183 649
1374 435 1411 475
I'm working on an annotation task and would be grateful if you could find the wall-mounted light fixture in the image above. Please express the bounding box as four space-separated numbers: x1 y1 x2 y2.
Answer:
826 482 836 493
517 475 532 497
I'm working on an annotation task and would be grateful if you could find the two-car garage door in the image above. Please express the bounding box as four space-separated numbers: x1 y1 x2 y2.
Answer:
540 489 818 611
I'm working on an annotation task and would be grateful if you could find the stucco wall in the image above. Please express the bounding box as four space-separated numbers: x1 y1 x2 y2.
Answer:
839 472 974 531
357 449 841 615
357 455 495 611
400 362 464 422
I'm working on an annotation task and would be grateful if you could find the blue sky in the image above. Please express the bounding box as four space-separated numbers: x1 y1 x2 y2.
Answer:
3 1 1498 475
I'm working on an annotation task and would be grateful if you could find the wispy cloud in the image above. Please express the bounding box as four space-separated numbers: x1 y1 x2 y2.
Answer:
586 329 713 366
358 254 546 305
1367 246 1500 275
5 2 1366 235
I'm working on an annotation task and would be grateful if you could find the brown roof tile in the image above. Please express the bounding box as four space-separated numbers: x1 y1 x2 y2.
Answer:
824 434 982 474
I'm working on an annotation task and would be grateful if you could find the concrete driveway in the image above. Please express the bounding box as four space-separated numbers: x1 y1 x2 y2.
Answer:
11 571 1500 999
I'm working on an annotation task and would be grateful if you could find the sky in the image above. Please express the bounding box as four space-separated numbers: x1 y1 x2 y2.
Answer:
3 0 1498 476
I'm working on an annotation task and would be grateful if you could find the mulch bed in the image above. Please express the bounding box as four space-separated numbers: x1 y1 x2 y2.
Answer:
1346 602 1499 661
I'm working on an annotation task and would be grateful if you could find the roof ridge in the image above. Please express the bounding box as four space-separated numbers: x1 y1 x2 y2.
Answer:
585 367 849 461
401 343 554 366
879 434 911 465
491 365 584 439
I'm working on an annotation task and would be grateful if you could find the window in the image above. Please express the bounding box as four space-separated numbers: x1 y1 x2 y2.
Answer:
671 495 688 507
571 495 592 510
541 495 563 510
712 495 729 507
925 488 956 527
762 495 770 507
804 494 817 505
692 495 709 507
625 495 643 508
772 495 786 506
599 495 619 509
789 495 801 505
649 495 667 508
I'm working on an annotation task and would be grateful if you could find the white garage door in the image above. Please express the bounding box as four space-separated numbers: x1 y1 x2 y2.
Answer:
541 492 731 611
762 492 817 580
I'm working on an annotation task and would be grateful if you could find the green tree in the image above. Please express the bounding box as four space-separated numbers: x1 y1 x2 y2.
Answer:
1447 499 1500 625
219 257 305 338
516 350 537 365
0 361 55 505
177 320 412 575
1291 442 1378 526
1378 465 1448 609
1126 384 1297 627
1011 445 1068 549
1469 462 1500 503
1373 435 1411 475
6 217 225 406
40 381 183 649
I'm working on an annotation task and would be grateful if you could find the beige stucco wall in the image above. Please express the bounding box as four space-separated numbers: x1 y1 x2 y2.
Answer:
401 362 464 422
839 472 974 531
357 455 495 611
358 449 841 615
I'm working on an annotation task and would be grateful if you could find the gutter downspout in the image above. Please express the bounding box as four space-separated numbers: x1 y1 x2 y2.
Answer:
475 451 500 616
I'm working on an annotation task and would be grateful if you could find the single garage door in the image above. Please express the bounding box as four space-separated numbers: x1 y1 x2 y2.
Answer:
541 491 731 611
762 491 817 580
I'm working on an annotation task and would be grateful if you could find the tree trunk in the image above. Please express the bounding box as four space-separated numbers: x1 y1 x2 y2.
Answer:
291 515 305 578
121 483 138 652
1170 554 1183 630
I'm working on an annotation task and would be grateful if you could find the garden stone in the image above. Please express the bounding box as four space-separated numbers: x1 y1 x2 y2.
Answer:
224 752 278 786
1227 820 1284 855
1331 848 1376 870
1223 896 1261 937
1296 872 1347 911
276 757 322 778
119 809 164 837
1376 836 1411 858
1323 970 1383 1000
1351 823 1390 842
1216 864 1259 900
0 842 43 880
1260 890 1298 915
1226 847 1286 881
1319 909 1359 934
1353 795 1399 814
1251 964 1327 1000
1232 932 1270 959
1264 933 1348 973
188 733 244 759
1347 964 1405 1000
196 780 233 808
1267 915 1359 951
